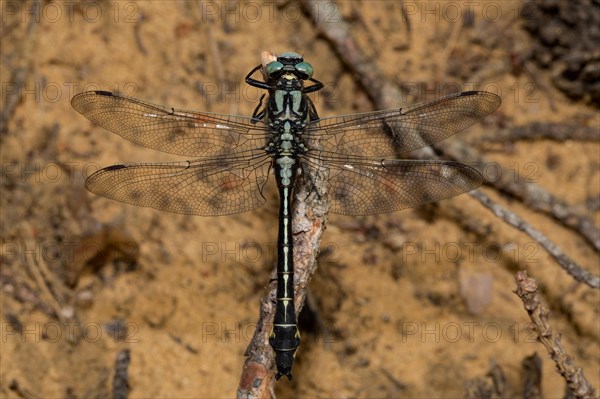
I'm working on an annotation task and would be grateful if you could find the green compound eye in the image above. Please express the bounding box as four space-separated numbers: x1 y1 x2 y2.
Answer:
265 61 284 78
294 62 313 79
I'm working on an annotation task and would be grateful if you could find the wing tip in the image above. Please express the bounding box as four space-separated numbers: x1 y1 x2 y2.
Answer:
443 160 484 188
84 164 128 190
71 90 117 109
460 90 502 108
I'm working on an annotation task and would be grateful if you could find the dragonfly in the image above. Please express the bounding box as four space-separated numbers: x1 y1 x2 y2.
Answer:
71 51 501 380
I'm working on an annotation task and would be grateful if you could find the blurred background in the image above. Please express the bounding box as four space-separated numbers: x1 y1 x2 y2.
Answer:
1 0 598 397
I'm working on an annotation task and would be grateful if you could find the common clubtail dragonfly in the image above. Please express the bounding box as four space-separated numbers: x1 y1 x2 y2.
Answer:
71 51 501 380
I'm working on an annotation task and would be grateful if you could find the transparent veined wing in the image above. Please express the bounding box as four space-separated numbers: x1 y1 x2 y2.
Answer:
306 91 501 158
85 150 272 216
71 91 269 158
301 156 482 215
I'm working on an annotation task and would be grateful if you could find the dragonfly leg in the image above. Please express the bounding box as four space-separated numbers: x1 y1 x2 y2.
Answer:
251 94 267 123
245 64 272 90
303 77 324 93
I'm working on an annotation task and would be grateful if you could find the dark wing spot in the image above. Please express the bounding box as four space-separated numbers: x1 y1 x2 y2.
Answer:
158 196 170 209
129 190 142 201
95 90 114 97
167 126 186 143
105 164 127 171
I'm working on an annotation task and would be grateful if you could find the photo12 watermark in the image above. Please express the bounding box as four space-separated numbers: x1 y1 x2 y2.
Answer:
399 81 540 105
399 241 539 265
2 1 140 24
1 81 140 105
399 320 538 344
2 239 139 269
1 161 102 185
200 241 340 264
197 1 340 24
1 320 140 344
199 321 342 345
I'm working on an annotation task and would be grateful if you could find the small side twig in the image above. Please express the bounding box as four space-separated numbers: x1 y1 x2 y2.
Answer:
514 271 597 398
1 67 27 135
441 139 600 253
472 191 599 288
0 0 40 135
22 242 81 337
133 12 147 55
113 349 131 399
8 379 38 399
521 352 543 399
439 20 462 80
464 362 507 399
585 196 600 212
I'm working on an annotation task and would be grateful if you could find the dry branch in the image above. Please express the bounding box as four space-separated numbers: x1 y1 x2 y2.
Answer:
442 139 600 253
521 353 543 398
113 349 131 399
237 181 328 396
470 191 599 288
514 271 597 398
0 0 40 135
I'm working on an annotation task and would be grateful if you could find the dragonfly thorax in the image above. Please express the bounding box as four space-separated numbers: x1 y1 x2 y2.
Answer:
276 75 305 91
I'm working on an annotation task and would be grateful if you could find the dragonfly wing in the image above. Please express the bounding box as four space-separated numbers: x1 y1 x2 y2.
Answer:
72 91 269 157
307 91 501 157
302 157 482 215
85 152 272 216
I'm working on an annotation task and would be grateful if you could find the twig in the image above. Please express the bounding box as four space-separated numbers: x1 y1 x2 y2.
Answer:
439 20 462 80
1 67 26 135
521 353 542 399
487 362 507 397
113 349 131 399
200 1 225 85
0 0 40 135
133 12 147 55
522 61 557 112
8 380 38 399
441 138 600 253
464 362 506 399
585 196 600 212
237 174 328 395
380 367 409 391
168 333 199 354
472 190 599 288
237 361 270 399
514 272 597 398
22 242 78 325
33 242 71 302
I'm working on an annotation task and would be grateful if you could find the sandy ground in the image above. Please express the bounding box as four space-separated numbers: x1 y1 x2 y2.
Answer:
1 1 599 398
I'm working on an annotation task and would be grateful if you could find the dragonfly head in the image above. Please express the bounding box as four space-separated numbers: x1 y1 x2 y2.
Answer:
262 51 314 83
